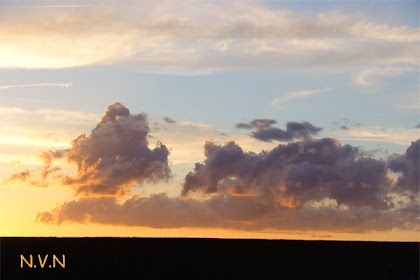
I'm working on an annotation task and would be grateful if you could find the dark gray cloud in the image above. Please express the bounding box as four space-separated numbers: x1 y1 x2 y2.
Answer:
340 125 349 130
40 102 171 196
415 123 420 128
36 138 420 232
33 109 419 233
388 140 419 192
236 118 276 130
163 116 176 124
237 120 321 142
182 138 400 210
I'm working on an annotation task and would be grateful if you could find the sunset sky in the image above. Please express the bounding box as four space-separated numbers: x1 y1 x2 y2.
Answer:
0 0 419 241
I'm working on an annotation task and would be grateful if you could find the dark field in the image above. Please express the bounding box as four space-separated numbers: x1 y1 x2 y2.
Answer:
1 237 418 279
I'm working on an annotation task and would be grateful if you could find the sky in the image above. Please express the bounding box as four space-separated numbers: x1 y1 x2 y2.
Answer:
0 0 419 241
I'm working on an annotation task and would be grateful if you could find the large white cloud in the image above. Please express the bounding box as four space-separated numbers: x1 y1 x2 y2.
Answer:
1 1 418 70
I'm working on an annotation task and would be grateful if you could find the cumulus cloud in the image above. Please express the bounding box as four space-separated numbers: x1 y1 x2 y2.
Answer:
0 1 418 70
182 139 391 207
37 138 420 233
236 120 322 142
388 140 420 192
38 102 171 195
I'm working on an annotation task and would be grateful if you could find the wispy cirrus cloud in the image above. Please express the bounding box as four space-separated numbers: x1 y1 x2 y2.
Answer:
0 82 72 90
334 126 420 146
273 88 333 106
0 106 97 124
0 106 99 161
355 66 417 87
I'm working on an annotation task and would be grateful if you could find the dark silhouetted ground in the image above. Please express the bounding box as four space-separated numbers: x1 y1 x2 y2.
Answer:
1 237 418 279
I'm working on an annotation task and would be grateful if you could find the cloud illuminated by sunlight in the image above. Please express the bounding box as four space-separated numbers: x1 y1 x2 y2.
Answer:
0 1 418 71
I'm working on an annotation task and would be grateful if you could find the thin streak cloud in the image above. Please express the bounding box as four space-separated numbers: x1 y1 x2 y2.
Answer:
355 67 417 87
16 5 90 9
0 82 72 90
273 88 333 106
